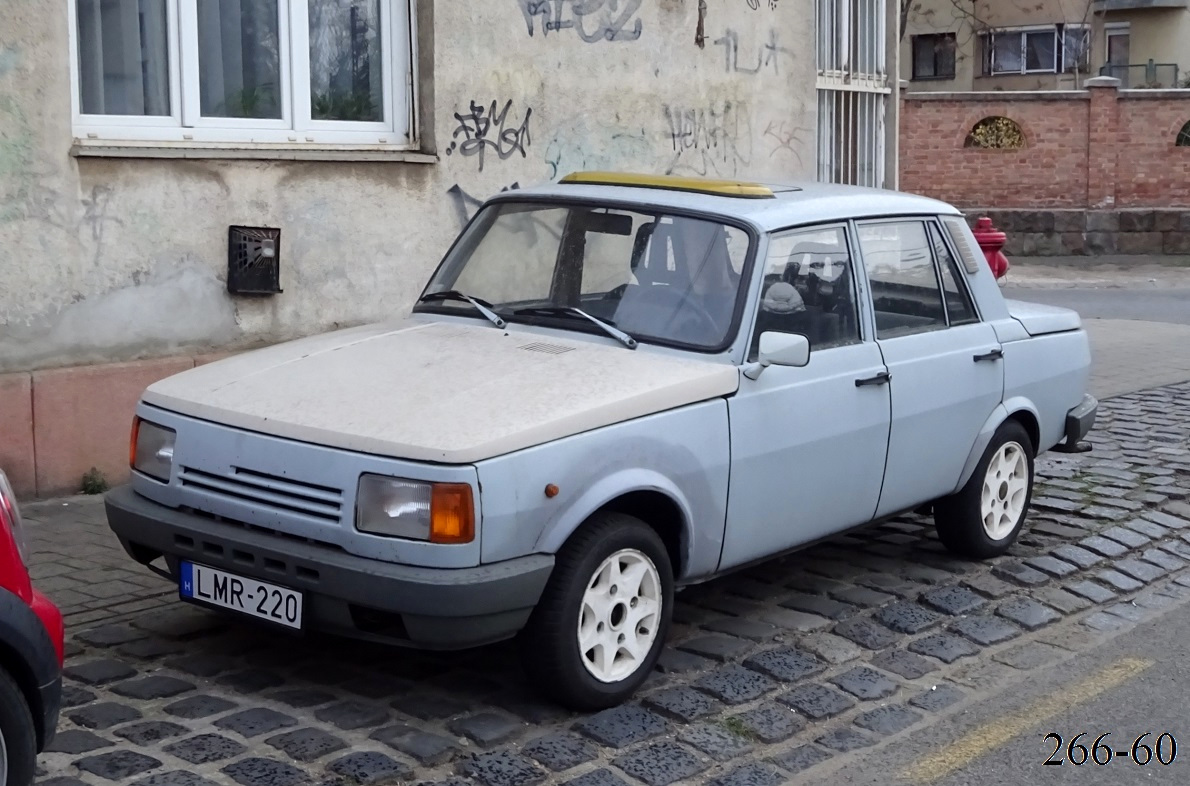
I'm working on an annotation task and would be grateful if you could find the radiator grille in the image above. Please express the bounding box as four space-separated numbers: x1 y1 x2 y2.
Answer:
179 466 343 523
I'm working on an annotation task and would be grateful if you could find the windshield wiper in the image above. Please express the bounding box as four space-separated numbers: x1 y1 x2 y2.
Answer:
513 306 638 350
418 290 506 329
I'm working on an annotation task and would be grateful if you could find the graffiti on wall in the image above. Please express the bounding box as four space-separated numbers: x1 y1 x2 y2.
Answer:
544 129 651 180
516 0 643 43
80 185 123 266
664 101 753 178
764 120 805 164
745 0 780 9
446 101 533 172
714 29 793 75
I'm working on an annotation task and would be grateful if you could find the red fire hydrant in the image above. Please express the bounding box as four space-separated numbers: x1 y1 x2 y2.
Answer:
972 217 1010 280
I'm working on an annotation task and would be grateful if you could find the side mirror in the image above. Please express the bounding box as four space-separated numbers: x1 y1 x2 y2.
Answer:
743 332 810 380
760 331 810 367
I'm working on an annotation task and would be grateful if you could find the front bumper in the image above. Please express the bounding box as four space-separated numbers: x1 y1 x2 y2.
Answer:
104 485 554 649
1053 393 1098 453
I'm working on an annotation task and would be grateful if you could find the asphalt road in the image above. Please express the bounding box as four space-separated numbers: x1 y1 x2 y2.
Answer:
1002 285 1190 326
822 596 1190 786
1001 259 1190 326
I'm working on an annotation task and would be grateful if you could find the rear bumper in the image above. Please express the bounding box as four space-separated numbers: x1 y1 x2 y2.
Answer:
1053 393 1097 453
104 485 554 649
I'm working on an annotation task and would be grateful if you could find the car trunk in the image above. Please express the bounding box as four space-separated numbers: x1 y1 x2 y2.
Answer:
1005 299 1083 336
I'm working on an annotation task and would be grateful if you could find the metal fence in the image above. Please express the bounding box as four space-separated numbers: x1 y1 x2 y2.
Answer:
1098 61 1181 89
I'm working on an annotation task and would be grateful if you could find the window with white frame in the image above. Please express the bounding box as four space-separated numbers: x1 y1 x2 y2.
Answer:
980 24 1089 76
69 0 415 146
815 0 889 189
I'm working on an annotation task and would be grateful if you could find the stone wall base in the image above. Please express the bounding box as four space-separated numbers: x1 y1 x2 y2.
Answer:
1 353 231 500
968 209 1190 257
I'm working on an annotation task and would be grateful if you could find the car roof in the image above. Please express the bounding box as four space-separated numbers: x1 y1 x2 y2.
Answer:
500 175 962 232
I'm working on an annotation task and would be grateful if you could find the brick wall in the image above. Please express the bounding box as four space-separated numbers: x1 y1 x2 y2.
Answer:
1116 97 1190 208
900 94 1090 209
900 78 1190 211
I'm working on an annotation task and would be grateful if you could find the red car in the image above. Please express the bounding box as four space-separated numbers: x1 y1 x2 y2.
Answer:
0 470 63 786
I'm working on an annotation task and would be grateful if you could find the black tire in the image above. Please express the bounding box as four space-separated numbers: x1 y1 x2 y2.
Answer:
934 420 1035 559
0 667 38 786
519 511 674 711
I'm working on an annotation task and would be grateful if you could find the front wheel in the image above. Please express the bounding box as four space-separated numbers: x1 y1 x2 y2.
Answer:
0 666 38 786
934 420 1035 559
519 511 674 710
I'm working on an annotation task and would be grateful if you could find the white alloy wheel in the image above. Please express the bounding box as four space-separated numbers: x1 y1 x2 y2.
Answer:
981 441 1030 541
577 548 663 683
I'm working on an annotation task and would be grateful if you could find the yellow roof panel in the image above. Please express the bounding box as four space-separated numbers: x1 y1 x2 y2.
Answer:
559 171 776 199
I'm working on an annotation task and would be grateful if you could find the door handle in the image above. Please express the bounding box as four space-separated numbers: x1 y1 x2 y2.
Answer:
855 371 891 387
973 348 1004 363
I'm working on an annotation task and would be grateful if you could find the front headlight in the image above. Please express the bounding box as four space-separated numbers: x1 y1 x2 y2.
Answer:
355 475 474 544
131 418 176 482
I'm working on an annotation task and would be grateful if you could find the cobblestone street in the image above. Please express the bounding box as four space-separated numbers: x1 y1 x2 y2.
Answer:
22 381 1190 786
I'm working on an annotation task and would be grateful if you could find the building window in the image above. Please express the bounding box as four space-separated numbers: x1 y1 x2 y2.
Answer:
1061 25 1091 73
1177 121 1190 147
980 24 1088 76
68 0 414 146
912 34 956 80
815 0 889 189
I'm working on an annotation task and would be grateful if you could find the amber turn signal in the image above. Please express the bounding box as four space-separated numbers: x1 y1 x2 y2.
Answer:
129 416 141 469
430 483 475 544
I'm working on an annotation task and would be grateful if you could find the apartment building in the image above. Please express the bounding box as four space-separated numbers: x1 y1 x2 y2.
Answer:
902 0 1188 91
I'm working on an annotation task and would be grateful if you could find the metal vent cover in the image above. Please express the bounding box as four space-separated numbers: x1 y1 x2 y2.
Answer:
518 341 575 355
227 225 282 295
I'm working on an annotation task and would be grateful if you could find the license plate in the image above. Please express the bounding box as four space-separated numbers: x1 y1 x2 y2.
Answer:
180 562 303 629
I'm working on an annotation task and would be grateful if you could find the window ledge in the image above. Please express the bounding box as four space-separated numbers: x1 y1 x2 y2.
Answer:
906 90 1089 101
71 139 438 163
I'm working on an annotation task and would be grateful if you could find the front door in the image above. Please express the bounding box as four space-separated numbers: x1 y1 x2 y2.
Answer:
721 224 890 570
856 220 1004 518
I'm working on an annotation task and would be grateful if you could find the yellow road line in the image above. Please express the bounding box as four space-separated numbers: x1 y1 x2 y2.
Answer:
902 656 1153 783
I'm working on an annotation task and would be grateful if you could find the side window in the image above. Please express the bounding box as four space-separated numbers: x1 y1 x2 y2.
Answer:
858 221 947 339
929 223 978 325
750 225 861 359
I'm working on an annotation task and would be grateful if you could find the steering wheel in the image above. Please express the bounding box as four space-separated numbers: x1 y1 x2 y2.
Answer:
620 284 721 341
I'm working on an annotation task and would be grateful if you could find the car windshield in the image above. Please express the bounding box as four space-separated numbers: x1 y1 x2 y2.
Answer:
417 201 753 350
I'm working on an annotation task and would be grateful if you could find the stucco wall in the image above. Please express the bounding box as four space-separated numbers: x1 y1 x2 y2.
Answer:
0 0 818 375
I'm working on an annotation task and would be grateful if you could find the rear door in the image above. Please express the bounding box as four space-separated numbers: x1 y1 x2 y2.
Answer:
856 219 1004 518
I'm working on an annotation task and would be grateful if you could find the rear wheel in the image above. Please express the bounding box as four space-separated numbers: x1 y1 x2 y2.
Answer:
934 420 1035 559
519 511 674 710
0 666 37 786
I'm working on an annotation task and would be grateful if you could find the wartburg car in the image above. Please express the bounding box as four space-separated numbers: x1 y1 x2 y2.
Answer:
105 173 1096 709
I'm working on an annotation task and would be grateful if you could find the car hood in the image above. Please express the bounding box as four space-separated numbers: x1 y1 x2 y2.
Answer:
143 319 739 464
1005 299 1083 336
